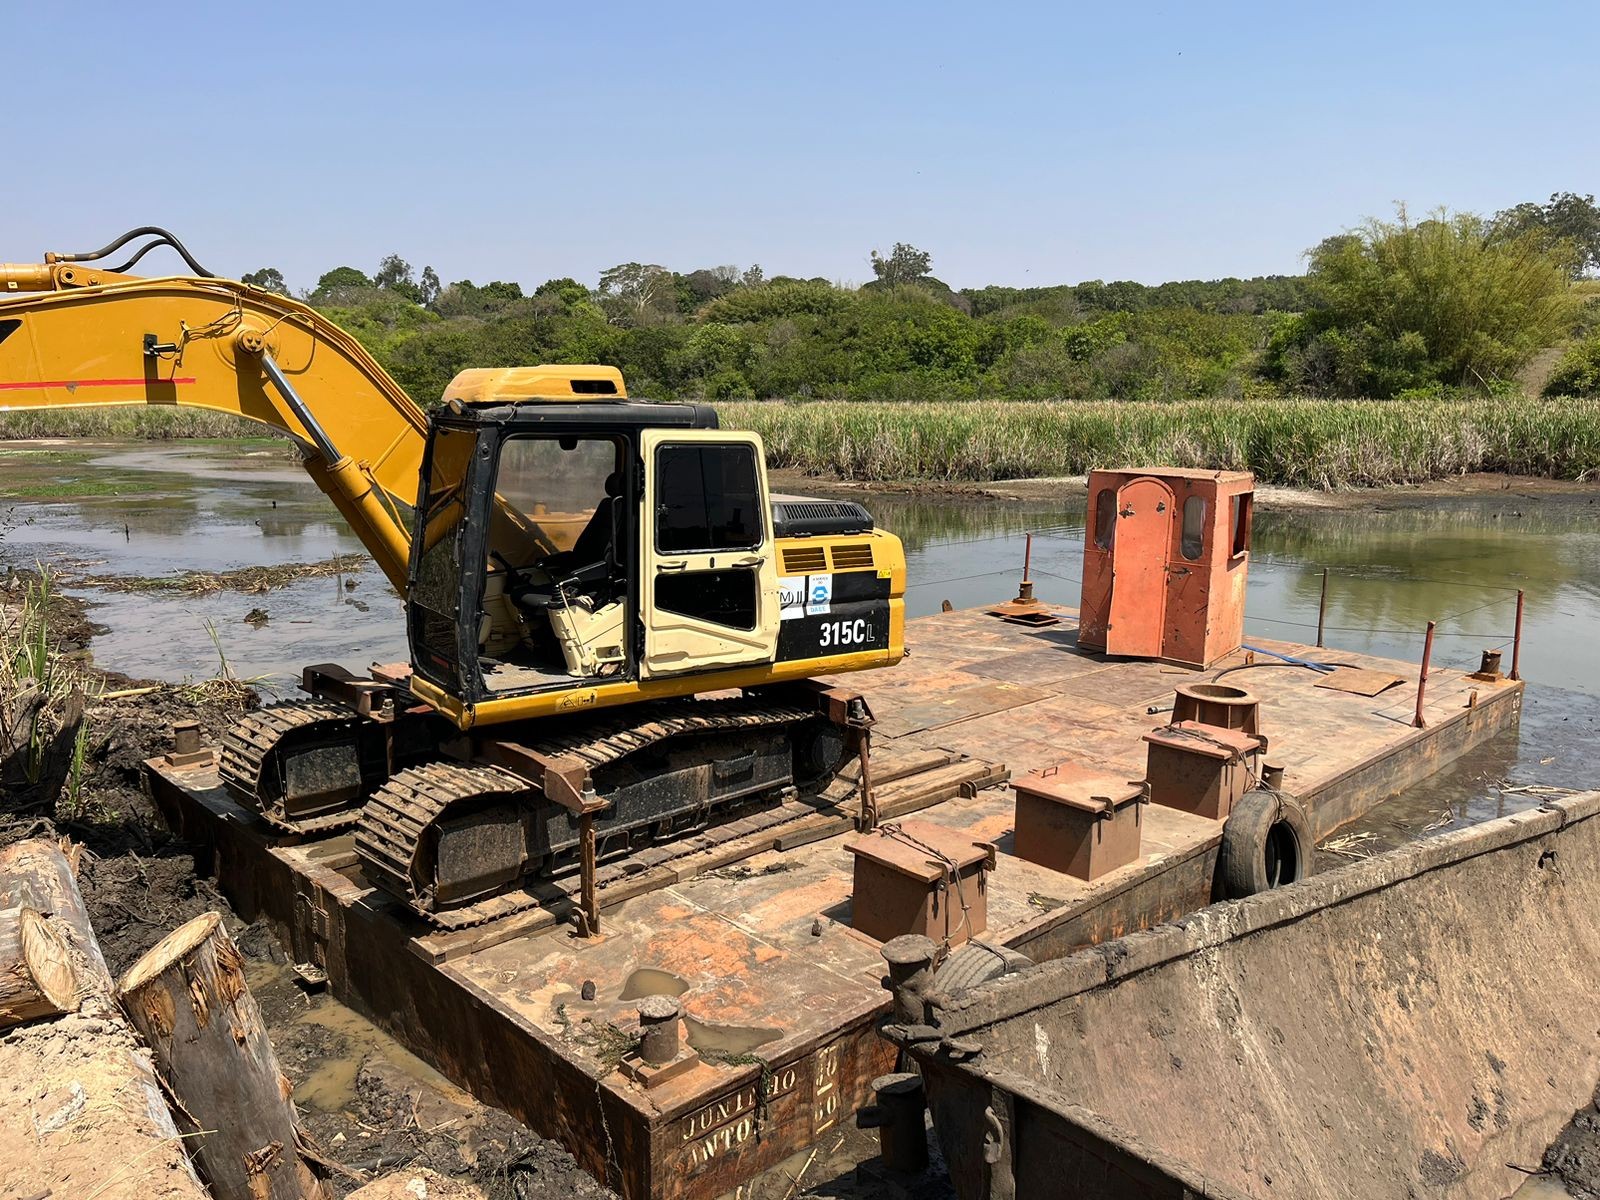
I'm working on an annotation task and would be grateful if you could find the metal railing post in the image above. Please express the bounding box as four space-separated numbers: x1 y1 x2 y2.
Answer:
1316 568 1329 648
1414 621 1437 728
1510 589 1525 681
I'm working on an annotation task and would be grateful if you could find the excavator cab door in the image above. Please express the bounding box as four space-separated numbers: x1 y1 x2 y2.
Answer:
639 429 779 677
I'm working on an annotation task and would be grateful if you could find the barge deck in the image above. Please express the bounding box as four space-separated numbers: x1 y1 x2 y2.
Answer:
143 603 1522 1199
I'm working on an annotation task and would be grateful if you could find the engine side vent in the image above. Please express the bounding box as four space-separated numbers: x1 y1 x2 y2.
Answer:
770 498 874 539
830 544 875 571
782 546 828 574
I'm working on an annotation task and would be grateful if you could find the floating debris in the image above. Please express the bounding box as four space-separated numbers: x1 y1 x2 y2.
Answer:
69 554 369 597
1321 831 1380 859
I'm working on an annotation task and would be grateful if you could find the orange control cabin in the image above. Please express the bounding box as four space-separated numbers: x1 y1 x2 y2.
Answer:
1077 468 1254 668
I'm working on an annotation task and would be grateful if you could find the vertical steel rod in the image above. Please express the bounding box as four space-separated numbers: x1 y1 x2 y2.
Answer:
1316 568 1329 648
1414 620 1437 728
1022 532 1033 583
1510 589 1525 681
579 812 599 936
856 726 878 832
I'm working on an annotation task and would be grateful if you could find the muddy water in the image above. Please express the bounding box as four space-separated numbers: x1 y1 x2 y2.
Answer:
4 441 1598 838
0 441 406 684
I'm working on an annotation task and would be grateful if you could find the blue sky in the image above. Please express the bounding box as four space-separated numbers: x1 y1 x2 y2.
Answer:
7 1 1596 293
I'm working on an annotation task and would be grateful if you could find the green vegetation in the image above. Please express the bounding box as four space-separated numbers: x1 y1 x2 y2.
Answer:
0 407 261 440
5 195 1598 486
1267 208 1574 397
245 197 1588 413
0 477 138 499
0 572 98 816
1544 333 1600 397
722 397 1600 488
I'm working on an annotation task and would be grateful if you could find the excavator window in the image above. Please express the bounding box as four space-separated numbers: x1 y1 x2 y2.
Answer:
409 425 479 689
477 434 631 693
655 443 761 553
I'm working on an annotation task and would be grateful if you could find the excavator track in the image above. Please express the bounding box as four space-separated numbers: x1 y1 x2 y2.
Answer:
354 695 823 928
218 699 381 835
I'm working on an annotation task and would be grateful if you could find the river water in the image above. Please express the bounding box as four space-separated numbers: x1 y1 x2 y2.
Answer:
4 441 1597 852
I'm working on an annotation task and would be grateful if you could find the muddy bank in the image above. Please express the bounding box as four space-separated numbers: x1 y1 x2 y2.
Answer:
1541 1079 1600 1198
0 577 613 1199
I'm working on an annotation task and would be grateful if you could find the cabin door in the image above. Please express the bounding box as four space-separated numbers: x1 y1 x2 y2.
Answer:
1106 476 1171 658
639 429 780 677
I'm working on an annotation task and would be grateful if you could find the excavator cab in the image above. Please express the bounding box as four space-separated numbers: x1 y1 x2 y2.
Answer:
406 393 781 707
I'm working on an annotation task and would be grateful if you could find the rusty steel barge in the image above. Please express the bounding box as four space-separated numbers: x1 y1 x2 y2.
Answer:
143 601 1521 1199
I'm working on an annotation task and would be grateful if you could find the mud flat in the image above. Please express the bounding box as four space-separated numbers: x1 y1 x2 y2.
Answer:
142 602 1520 1200
898 790 1600 1200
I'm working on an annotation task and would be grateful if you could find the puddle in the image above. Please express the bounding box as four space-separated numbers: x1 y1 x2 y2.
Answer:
684 1016 781 1057
618 967 689 1001
1510 1177 1577 1198
272 996 465 1113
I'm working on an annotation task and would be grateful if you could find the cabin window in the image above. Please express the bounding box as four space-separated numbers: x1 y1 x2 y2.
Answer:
409 425 479 688
1230 493 1252 558
655 443 762 553
1181 496 1206 561
1093 488 1117 550
656 568 758 630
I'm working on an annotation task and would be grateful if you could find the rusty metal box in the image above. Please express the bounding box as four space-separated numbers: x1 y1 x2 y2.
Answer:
1013 763 1146 882
1143 720 1262 821
1077 468 1255 668
845 819 992 946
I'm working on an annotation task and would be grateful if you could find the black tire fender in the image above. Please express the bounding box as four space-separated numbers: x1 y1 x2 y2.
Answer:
932 940 1033 997
1220 789 1314 899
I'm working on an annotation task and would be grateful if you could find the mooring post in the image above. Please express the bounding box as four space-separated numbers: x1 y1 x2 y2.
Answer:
1511 589 1525 681
1414 620 1437 728
1317 567 1329 648
637 996 681 1065
857 1072 929 1174
881 934 939 1025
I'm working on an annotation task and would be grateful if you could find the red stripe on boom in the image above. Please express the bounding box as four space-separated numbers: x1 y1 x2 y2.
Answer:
0 377 198 390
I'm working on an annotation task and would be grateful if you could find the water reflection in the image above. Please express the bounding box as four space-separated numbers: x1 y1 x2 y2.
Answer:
5 445 1596 821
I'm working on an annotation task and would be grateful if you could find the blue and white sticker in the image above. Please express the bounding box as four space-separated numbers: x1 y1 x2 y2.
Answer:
807 574 833 616
779 574 834 620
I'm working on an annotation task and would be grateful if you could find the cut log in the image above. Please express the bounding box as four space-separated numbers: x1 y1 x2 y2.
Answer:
0 837 115 1005
118 911 330 1200
0 905 80 1028
0 837 209 1199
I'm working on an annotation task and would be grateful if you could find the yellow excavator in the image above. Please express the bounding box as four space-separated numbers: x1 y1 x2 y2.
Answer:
0 228 906 929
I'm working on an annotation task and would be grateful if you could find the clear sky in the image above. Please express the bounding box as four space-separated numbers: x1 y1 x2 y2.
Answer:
7 1 1596 294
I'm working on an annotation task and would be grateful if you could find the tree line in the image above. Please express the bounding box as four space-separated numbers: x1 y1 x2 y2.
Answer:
238 192 1600 406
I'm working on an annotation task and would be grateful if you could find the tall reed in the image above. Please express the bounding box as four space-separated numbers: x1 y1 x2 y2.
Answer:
719 397 1600 488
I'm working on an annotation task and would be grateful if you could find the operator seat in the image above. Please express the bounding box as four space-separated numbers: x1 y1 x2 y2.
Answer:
565 471 620 573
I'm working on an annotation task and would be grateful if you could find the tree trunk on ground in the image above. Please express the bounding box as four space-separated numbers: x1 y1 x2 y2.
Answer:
0 837 209 1200
0 904 80 1028
118 911 330 1200
0 837 115 1006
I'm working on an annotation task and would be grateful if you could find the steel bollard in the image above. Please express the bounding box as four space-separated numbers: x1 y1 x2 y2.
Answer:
637 995 681 1064
857 1072 928 1174
881 935 939 1026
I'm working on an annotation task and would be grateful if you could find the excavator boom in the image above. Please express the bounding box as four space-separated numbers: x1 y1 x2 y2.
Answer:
0 254 427 588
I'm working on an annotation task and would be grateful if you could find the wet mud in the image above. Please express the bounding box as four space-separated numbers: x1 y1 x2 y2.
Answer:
0 575 614 1199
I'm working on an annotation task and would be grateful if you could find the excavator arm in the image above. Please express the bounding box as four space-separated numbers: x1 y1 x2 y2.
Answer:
0 234 427 590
